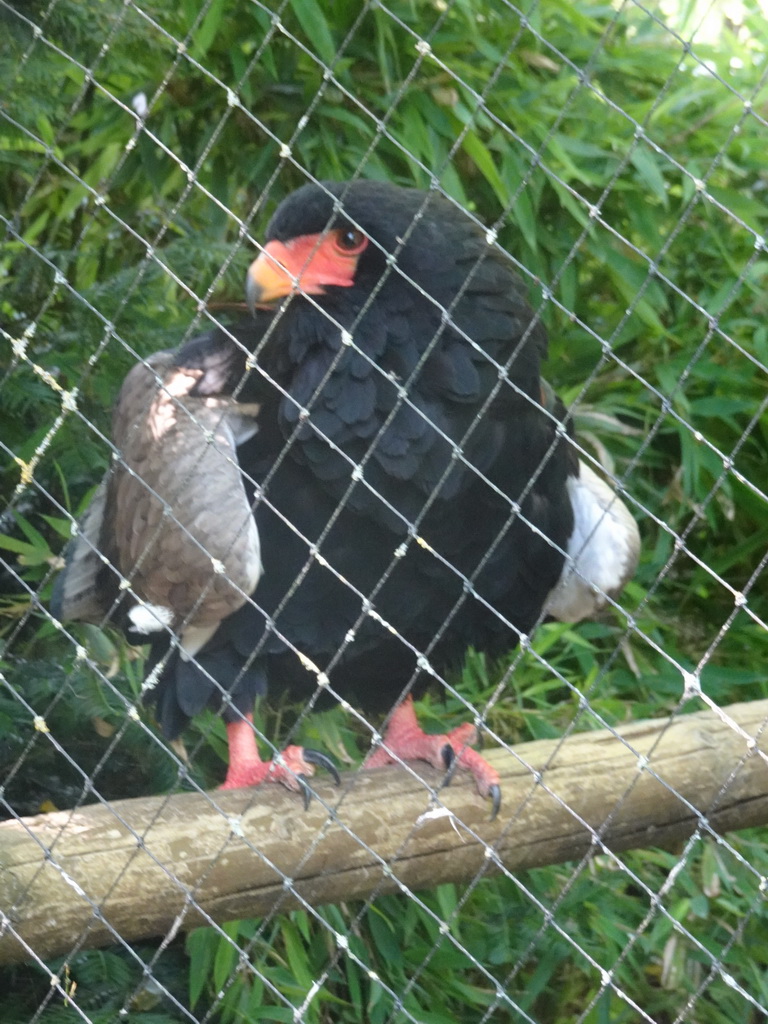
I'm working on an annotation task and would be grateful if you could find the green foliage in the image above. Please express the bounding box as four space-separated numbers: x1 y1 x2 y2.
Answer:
0 945 191 1022
1 0 767 1022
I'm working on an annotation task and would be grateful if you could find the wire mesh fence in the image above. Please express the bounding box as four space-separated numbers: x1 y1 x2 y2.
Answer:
1 0 767 1021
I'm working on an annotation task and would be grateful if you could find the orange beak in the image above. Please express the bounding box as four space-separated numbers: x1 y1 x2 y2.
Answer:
246 240 298 310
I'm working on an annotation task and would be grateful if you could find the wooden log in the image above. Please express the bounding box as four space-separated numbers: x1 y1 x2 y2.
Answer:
1 698 767 964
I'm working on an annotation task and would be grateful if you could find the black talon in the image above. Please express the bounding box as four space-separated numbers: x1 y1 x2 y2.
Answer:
298 774 313 811
488 783 501 822
302 748 341 786
441 743 456 772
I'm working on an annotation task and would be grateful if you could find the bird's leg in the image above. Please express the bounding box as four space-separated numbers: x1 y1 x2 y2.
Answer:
365 695 501 818
220 713 339 802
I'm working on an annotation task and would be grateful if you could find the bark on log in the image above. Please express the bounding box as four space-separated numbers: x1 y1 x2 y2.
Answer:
1 698 767 965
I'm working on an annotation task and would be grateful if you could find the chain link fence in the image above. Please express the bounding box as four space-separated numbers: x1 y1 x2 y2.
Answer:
1 0 767 1021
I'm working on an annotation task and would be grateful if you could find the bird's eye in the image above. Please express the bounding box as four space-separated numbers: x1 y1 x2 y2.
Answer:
333 227 368 254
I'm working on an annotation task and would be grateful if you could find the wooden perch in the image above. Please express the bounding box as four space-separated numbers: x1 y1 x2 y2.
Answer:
1 698 767 965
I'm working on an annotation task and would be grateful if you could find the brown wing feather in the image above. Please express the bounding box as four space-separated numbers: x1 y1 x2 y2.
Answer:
51 477 114 624
110 351 261 650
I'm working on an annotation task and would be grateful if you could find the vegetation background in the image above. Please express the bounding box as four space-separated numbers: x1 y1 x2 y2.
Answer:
1 0 767 1021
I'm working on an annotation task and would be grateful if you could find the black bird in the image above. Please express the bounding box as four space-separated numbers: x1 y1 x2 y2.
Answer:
57 181 639 814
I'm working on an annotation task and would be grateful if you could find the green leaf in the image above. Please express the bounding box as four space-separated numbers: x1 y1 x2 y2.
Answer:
279 919 313 991
461 130 508 207
22 208 51 245
630 145 668 206
289 0 337 66
192 0 226 60
212 927 239 994
40 514 75 540
11 512 49 550
186 929 215 1008
706 184 766 232
56 180 91 222
0 533 49 565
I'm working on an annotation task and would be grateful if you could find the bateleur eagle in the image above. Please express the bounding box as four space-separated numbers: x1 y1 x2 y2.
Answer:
55 180 639 816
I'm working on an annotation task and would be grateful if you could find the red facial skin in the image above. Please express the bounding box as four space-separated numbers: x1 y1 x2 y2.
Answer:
247 227 369 304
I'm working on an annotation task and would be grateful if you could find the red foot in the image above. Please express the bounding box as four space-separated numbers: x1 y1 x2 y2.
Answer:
365 696 501 815
219 715 320 793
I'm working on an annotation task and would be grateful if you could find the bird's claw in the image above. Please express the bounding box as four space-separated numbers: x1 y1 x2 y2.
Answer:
364 703 500 818
302 747 341 785
298 774 312 811
488 783 501 822
443 742 500 819
294 749 341 809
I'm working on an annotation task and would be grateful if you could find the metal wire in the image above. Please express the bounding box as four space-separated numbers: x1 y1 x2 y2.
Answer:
1 0 767 1022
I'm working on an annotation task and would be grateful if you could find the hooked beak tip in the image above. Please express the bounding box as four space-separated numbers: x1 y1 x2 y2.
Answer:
246 244 296 312
245 266 263 316
245 270 257 316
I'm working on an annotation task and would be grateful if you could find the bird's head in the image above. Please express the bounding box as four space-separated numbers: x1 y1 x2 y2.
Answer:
245 180 473 315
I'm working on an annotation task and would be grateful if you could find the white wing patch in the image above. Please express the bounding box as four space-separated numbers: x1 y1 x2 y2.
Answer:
128 602 174 634
545 461 640 623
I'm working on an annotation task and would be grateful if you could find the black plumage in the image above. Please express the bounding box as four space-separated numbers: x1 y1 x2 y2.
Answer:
58 180 639 806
